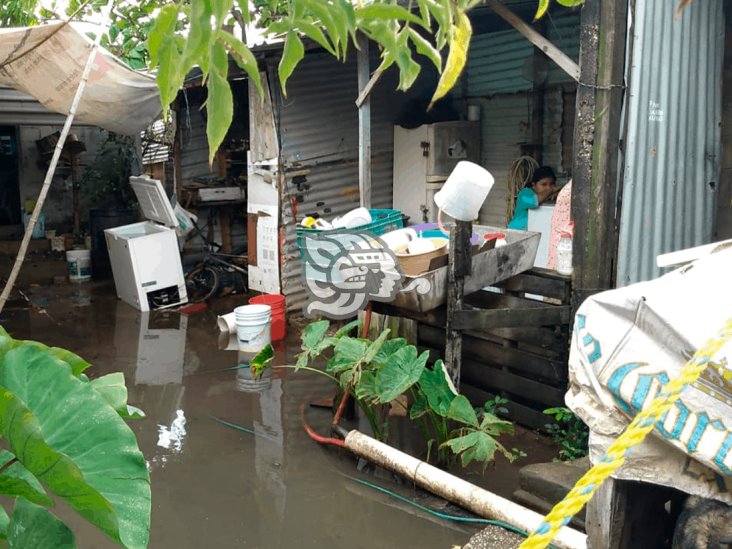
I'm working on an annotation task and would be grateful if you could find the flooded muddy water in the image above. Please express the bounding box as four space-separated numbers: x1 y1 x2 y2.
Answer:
0 281 558 548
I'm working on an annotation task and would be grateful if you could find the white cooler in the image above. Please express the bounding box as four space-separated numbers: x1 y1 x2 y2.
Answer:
105 176 188 312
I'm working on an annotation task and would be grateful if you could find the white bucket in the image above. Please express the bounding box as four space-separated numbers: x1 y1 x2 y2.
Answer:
234 304 271 353
434 161 494 221
66 249 91 282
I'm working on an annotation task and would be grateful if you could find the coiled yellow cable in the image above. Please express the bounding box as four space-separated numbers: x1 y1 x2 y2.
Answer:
519 317 732 549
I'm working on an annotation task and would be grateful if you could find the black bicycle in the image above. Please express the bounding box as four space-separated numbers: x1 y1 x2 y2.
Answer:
183 217 248 303
185 251 248 303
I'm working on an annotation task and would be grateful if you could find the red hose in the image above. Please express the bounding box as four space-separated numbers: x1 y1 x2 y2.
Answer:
361 301 373 337
302 404 346 448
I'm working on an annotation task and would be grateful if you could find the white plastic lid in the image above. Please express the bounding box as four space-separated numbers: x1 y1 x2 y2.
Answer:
129 175 179 228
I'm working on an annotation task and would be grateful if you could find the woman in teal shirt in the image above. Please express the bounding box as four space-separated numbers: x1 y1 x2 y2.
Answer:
508 166 557 230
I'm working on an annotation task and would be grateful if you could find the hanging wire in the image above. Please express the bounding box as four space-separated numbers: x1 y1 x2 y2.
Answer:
506 156 540 223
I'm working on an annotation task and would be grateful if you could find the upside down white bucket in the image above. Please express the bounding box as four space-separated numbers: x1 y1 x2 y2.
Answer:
234 304 271 353
66 249 91 282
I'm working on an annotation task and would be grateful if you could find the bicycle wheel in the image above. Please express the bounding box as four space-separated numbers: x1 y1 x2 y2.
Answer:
185 265 219 303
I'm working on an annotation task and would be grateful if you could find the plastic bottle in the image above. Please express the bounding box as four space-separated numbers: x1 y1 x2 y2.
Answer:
556 229 573 276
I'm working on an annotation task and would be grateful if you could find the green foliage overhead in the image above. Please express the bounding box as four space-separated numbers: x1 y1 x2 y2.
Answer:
0 327 150 549
3 0 586 164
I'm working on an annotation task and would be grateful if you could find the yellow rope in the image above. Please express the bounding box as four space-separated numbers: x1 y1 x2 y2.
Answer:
519 317 732 549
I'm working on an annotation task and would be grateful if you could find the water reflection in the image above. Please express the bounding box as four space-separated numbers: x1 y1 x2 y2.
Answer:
114 309 188 385
236 352 272 393
157 409 187 452
113 304 189 473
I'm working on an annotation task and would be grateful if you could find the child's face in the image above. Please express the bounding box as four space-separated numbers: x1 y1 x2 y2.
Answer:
533 177 555 202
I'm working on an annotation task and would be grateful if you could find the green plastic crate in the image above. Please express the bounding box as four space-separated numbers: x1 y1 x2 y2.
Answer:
296 208 403 258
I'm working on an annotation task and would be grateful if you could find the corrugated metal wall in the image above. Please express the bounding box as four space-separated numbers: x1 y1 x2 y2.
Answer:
466 11 580 96
274 52 406 312
0 86 67 126
467 30 533 96
545 12 581 86
617 0 724 285
476 95 532 226
178 89 215 186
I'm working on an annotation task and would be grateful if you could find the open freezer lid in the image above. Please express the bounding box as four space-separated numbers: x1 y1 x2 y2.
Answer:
129 176 178 228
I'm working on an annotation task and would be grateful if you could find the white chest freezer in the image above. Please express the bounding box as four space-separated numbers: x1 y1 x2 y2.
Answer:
528 204 555 268
105 176 188 312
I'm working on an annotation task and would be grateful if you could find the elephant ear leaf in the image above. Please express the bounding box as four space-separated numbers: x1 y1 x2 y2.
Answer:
0 344 150 549
7 498 75 548
90 373 128 415
0 450 53 506
48 347 90 376
0 504 7 540
0 329 89 376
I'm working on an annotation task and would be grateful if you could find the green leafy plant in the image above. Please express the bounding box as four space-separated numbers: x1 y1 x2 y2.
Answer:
253 320 518 469
543 406 589 461
79 132 138 212
482 394 510 417
0 327 150 548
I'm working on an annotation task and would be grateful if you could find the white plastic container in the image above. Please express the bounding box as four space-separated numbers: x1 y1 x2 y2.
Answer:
235 304 271 353
66 249 91 282
434 161 494 221
556 231 573 276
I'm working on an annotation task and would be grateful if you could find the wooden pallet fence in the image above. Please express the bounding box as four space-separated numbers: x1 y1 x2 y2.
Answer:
417 268 573 431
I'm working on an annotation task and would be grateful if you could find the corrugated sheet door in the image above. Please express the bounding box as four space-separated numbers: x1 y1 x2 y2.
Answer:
617 0 724 285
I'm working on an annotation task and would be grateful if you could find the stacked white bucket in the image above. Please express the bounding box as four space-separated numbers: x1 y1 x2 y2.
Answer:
234 304 272 353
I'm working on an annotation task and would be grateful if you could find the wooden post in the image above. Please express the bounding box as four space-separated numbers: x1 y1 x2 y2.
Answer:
71 151 80 238
570 0 627 313
445 220 472 388
357 33 372 209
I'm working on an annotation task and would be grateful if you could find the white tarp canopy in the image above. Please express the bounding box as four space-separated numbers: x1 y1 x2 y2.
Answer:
0 21 161 135
567 241 732 503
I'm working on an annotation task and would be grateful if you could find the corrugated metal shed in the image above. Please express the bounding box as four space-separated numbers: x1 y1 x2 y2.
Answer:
617 0 724 285
0 85 67 126
466 11 579 97
273 52 408 312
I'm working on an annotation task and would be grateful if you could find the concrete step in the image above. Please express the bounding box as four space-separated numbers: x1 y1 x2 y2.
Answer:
513 457 590 523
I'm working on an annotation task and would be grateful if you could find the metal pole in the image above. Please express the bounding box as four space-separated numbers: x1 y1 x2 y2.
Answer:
357 33 371 209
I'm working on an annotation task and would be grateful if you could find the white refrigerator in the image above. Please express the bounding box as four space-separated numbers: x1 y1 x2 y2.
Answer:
393 121 481 225
105 176 188 312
